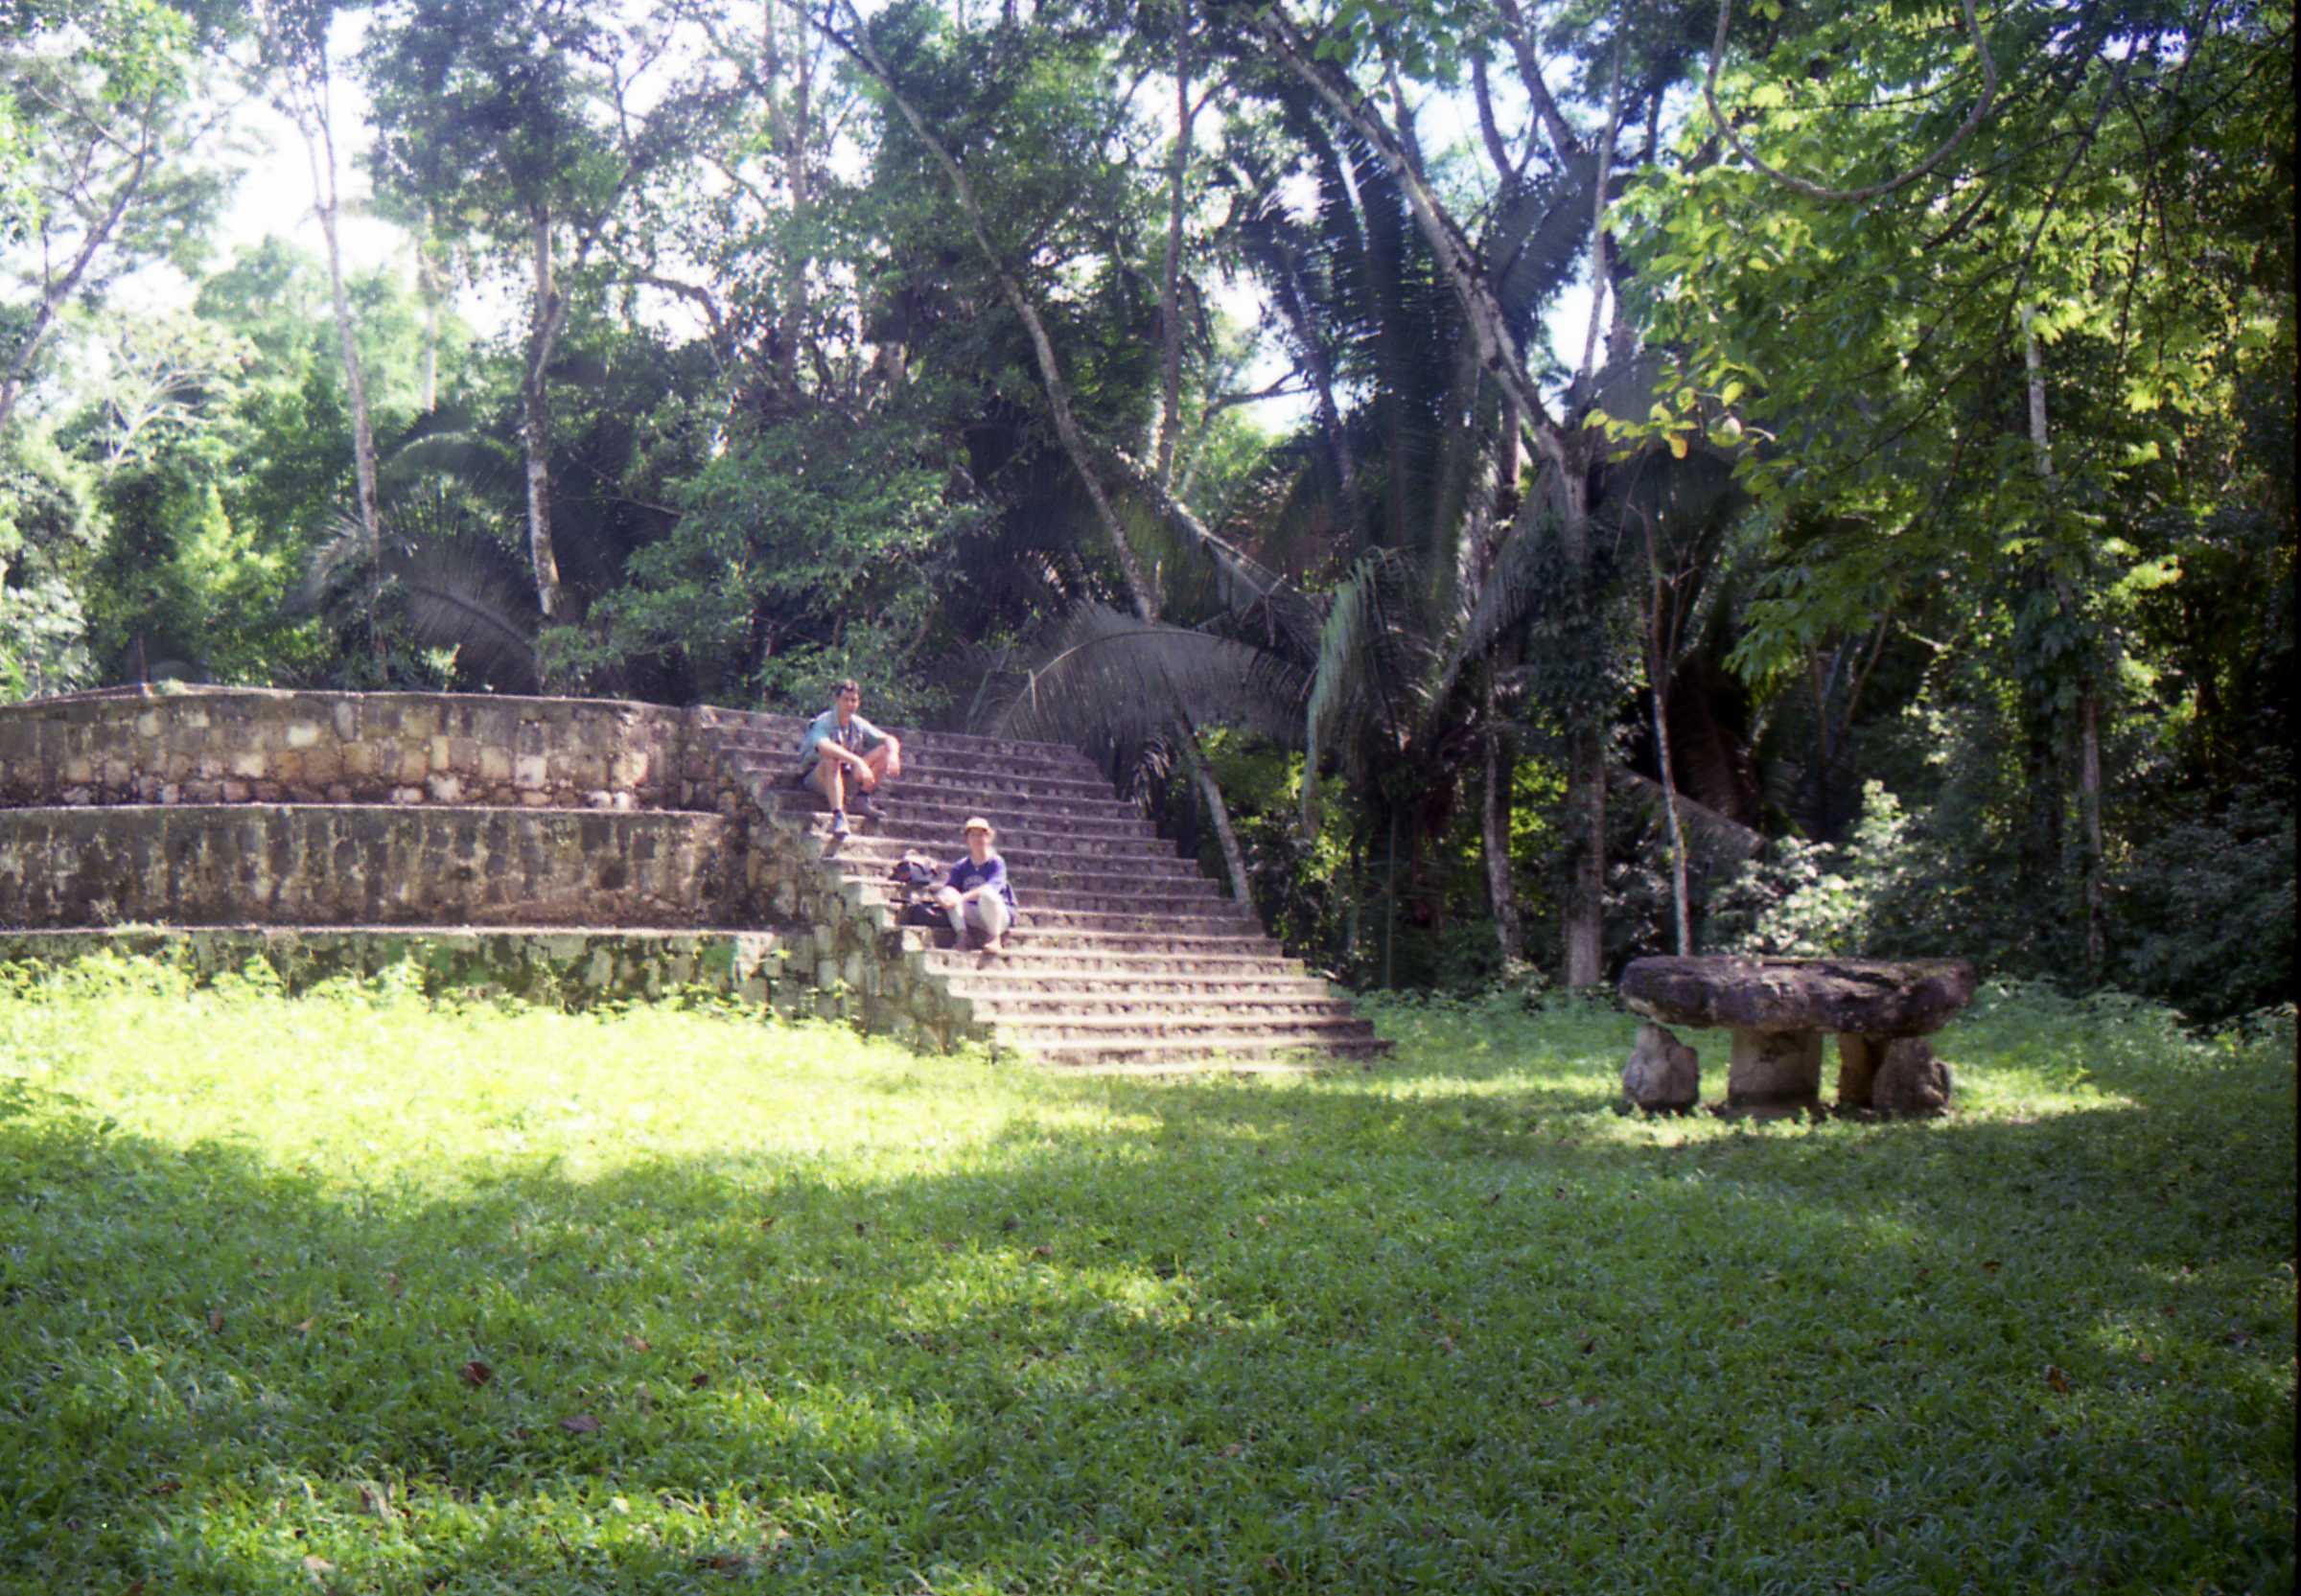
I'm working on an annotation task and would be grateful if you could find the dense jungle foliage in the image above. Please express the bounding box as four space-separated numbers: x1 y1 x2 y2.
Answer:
3 0 2291 1016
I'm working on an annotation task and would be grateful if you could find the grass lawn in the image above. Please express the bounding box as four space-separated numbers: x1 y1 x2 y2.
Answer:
0 960 2291 1595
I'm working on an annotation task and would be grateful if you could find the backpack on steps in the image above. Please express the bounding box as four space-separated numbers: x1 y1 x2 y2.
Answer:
887 852 946 926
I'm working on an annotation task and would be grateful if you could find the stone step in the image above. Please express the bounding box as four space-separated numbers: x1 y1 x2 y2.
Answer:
918 944 1306 979
819 834 1212 889
766 786 1154 838
696 709 1099 768
994 1027 1393 1068
779 803 1165 854
925 926 1281 957
986 1010 1379 1042
1021 1039 1393 1069
893 902 1260 937
848 880 1242 919
940 971 1336 1003
709 732 1101 785
966 995 1362 1024
727 757 1123 810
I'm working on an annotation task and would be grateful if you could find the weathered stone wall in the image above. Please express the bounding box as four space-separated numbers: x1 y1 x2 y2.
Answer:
0 805 748 928
0 926 796 1009
0 690 999 1050
0 686 714 811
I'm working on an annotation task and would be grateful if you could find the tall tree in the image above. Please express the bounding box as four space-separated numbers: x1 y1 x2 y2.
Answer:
362 0 727 624
1625 0 2292 964
0 0 238 437
253 0 383 659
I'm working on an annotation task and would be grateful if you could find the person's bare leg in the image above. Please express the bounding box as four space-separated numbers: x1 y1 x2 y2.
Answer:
810 757 846 813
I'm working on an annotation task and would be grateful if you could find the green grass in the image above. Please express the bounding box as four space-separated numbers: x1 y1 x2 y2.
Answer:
0 959 2291 1595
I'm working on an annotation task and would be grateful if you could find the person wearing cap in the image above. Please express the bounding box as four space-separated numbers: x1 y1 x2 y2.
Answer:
936 816 1016 955
800 678 901 839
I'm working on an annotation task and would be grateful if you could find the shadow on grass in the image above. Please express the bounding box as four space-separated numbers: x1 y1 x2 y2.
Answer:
0 1049 2291 1595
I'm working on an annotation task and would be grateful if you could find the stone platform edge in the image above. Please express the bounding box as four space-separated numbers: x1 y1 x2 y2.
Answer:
0 925 991 1051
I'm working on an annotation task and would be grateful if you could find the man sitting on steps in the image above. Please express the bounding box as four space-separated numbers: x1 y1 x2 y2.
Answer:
801 679 901 840
936 816 1016 956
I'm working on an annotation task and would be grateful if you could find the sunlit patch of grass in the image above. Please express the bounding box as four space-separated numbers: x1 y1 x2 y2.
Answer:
0 956 2291 1594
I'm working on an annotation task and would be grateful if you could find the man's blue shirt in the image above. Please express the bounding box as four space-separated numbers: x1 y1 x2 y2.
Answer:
800 708 887 770
944 853 1016 911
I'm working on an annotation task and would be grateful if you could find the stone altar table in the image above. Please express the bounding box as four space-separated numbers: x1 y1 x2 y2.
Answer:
1618 955 1978 1114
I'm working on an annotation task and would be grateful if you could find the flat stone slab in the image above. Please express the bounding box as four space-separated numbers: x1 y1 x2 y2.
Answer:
1619 956 1978 1038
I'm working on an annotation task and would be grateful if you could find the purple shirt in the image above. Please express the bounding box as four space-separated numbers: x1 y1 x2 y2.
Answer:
944 852 1016 911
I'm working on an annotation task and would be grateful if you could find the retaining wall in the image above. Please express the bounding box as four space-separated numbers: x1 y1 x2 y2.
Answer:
0 686 721 811
0 805 747 928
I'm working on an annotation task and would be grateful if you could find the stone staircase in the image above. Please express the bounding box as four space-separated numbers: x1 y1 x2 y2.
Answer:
692 709 1389 1070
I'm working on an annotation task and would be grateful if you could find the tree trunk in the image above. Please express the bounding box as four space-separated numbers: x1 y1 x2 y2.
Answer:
1183 733 1251 903
0 123 156 438
1652 680 1692 956
1154 7 1192 486
1557 464 1607 987
523 210 567 623
2078 684 2105 977
299 94 384 661
1482 683 1523 966
414 241 443 414
2025 306 2105 977
764 0 811 397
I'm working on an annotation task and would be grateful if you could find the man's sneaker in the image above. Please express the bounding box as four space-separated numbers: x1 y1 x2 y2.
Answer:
850 792 880 821
828 810 850 839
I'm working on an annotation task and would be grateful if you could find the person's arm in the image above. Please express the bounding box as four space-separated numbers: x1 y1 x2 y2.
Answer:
959 857 1006 901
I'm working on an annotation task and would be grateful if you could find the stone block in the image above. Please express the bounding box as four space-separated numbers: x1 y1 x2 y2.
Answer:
1622 1023 1700 1112
430 735 453 772
428 774 464 803
392 786 426 805
514 752 548 789
1873 1039 1953 1117
285 720 321 750
399 750 430 783
1727 1029 1823 1109
479 746 512 782
229 751 266 779
221 780 250 802
1836 1035 1886 1107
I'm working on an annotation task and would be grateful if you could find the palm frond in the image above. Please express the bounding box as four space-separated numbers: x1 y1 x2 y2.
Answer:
379 429 523 506
1302 548 1426 830
298 486 542 693
988 604 1309 752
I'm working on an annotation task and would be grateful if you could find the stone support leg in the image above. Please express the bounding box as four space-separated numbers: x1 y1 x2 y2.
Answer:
1836 1034 1886 1108
1728 1029 1823 1110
